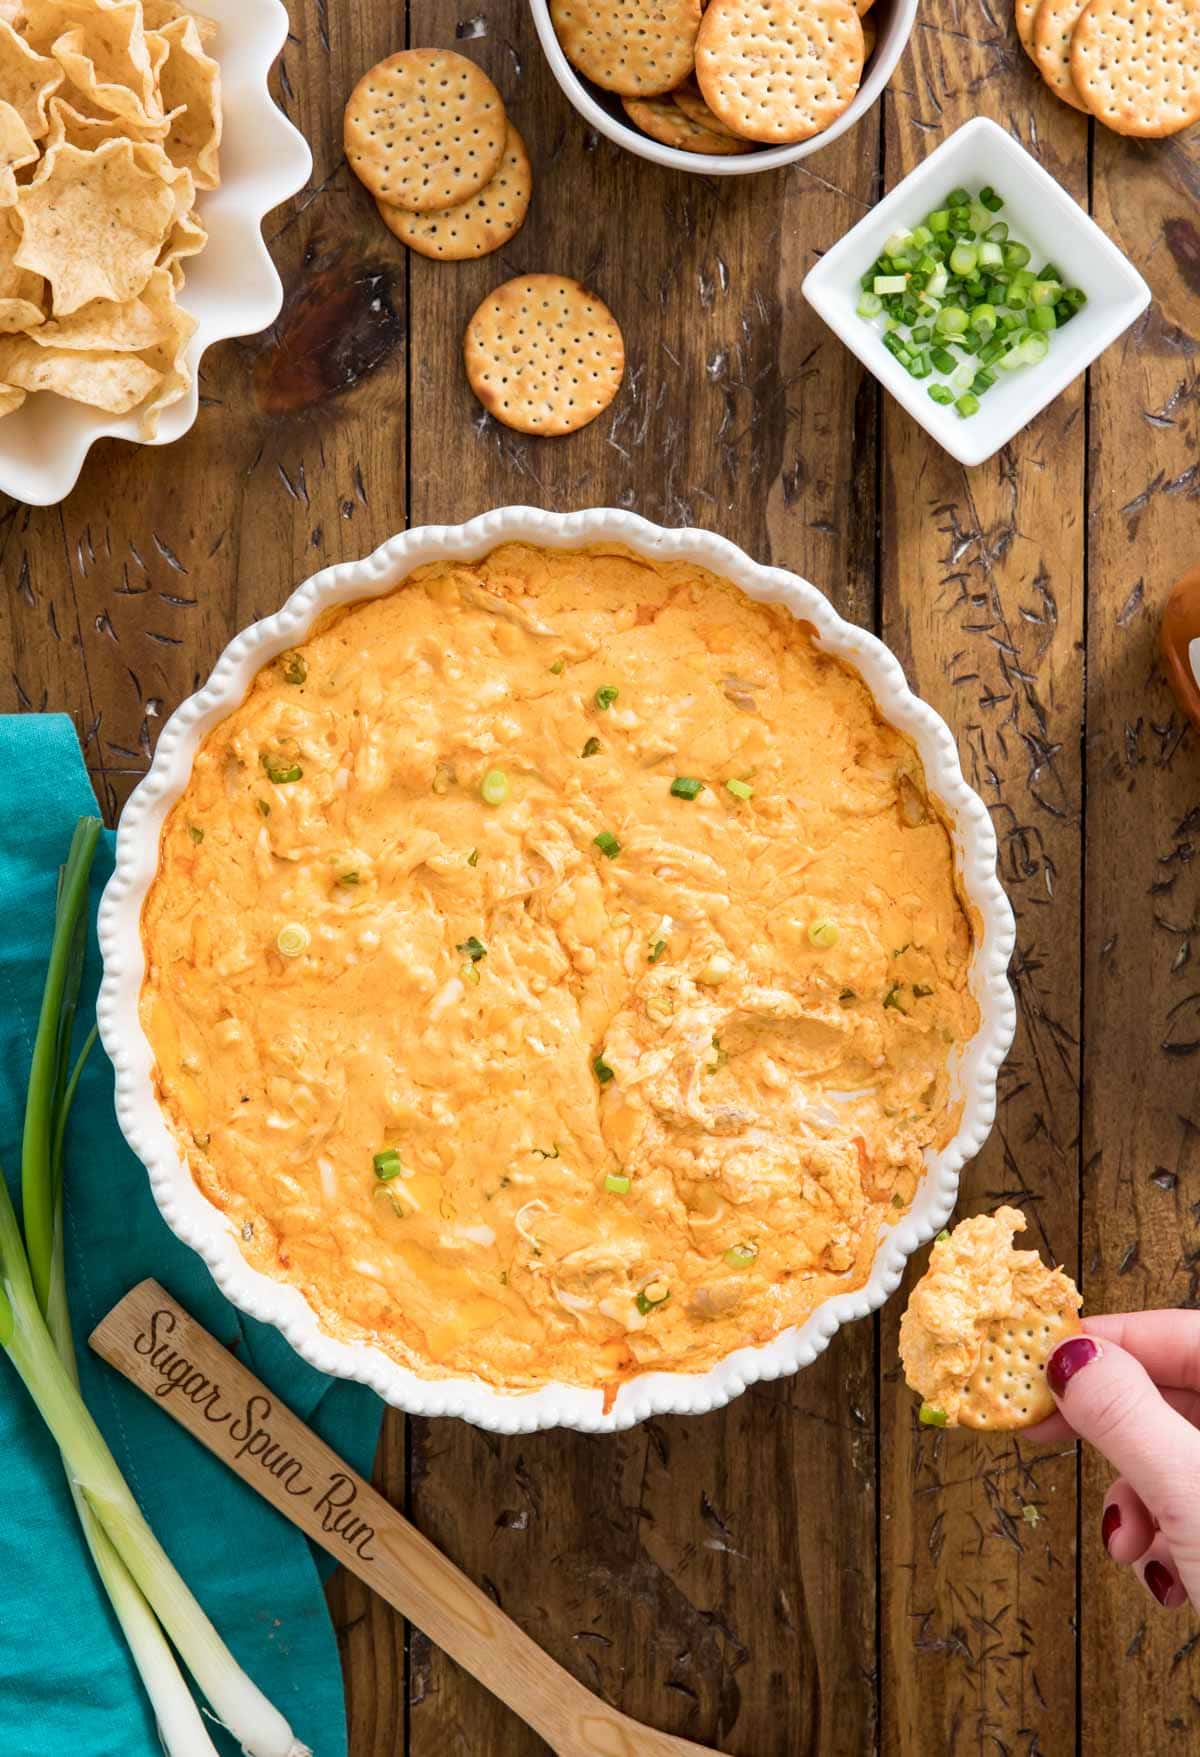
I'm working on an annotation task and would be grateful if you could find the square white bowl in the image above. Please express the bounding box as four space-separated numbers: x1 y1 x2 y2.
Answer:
801 116 1151 467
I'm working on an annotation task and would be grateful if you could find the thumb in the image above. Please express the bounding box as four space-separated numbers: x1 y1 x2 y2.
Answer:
1048 1334 1200 1562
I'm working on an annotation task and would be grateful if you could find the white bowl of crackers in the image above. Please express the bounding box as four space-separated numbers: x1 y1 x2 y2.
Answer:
529 0 917 173
0 0 311 507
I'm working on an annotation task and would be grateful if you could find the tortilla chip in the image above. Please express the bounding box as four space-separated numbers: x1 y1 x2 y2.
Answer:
14 137 175 314
155 14 219 189
141 0 217 46
44 91 169 151
0 332 161 409
157 204 204 284
0 98 39 204
0 204 43 327
130 134 193 216
0 16 62 139
135 260 194 434
29 284 164 348
50 2 164 129
0 379 26 414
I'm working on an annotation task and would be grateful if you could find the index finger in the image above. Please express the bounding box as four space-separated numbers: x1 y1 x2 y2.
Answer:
1079 1311 1200 1390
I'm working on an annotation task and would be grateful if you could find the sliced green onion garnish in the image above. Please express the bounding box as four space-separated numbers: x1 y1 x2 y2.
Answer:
955 392 980 418
373 1149 403 1181
594 830 621 859
935 1228 950 1241
839 987 857 1003
725 778 753 800
581 736 601 757
456 935 486 961
857 291 884 318
808 918 839 949
256 798 271 818
670 777 704 800
918 1403 948 1427
648 938 667 963
461 962 480 986
595 684 619 710
275 922 309 958
338 870 359 885
928 384 954 406
593 1054 615 1084
723 1241 759 1269
874 274 907 295
549 658 565 674
480 768 508 805
281 653 307 685
884 984 905 1010
188 824 204 844
636 1282 670 1315
467 848 479 866
605 1173 631 1195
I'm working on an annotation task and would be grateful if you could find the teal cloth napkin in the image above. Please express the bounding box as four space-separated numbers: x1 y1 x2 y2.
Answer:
0 715 384 1757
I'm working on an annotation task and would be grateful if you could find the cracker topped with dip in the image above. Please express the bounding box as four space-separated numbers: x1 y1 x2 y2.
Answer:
140 544 980 1399
900 1206 1082 1429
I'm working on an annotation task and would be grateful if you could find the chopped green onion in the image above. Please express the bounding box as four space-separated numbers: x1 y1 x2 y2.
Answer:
338 870 359 885
874 275 908 295
549 658 565 674
1029 304 1057 332
857 291 884 318
935 306 969 336
456 935 486 962
648 939 667 963
595 684 619 710
187 824 204 844
275 922 309 958
935 1228 950 1241
979 185 1003 211
593 1054 615 1084
948 243 978 276
670 776 704 800
919 1403 948 1427
636 1282 670 1315
928 384 954 405
467 848 479 866
461 962 480 986
262 756 302 784
480 768 508 805
808 918 839 949
581 736 601 757
725 777 754 800
884 984 905 1010
374 1149 404 1181
605 1173 631 1195
839 988 857 1003
930 345 957 373
723 1241 759 1269
256 798 271 818
594 830 621 859
955 392 980 418
281 653 307 685
945 186 971 207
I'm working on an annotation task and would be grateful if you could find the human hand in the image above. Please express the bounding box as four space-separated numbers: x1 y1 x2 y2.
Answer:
1027 1312 1200 1611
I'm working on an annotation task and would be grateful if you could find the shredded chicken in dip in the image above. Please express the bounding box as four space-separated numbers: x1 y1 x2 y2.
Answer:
140 543 979 1394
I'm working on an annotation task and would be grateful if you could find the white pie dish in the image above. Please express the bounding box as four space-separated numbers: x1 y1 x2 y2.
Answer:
0 0 311 507
96 506 1016 1434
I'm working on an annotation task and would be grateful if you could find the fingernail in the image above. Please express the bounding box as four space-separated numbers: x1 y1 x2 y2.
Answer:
1101 1503 1122 1553
1145 1560 1176 1606
1047 1335 1101 1398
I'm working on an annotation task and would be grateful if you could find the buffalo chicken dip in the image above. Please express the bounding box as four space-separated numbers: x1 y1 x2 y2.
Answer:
140 544 979 1395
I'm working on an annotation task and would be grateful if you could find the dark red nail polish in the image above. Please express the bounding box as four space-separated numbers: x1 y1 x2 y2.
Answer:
1046 1335 1102 1398
1145 1560 1176 1606
1101 1503 1122 1553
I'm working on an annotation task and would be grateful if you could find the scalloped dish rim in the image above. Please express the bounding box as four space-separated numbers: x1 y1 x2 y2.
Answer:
97 507 1017 1433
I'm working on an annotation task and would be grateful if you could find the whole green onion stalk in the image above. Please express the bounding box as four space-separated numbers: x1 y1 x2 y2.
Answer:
1 818 308 1757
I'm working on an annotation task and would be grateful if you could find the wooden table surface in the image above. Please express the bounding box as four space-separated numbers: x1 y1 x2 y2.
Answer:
4 0 1200 1750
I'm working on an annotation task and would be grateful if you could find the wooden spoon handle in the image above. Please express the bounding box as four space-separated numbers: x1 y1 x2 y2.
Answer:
91 1281 716 1757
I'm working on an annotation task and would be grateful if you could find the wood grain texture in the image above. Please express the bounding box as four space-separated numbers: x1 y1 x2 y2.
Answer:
3 0 1199 1750
879 21 1088 1757
1081 125 1200 1751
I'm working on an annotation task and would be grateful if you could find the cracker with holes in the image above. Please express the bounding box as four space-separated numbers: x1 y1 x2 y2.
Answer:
550 0 702 96
624 91 753 151
376 123 531 258
671 75 747 138
1015 0 1042 59
1070 0 1200 136
695 0 864 145
344 48 506 213
899 1206 1082 1430
1033 0 1090 111
463 273 624 436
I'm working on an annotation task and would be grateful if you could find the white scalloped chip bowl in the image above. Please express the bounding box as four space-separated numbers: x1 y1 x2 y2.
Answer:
0 0 311 508
98 508 1016 1433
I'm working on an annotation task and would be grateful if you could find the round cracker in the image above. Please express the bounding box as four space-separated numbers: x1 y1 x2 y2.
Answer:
957 1304 1082 1431
1014 0 1042 58
1033 0 1090 112
862 15 876 54
671 74 747 137
464 273 624 436
550 0 702 96
376 123 531 259
623 91 754 150
695 0 864 144
1070 0 1200 136
343 49 506 214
